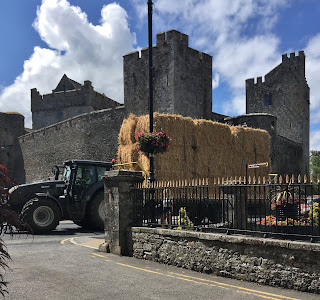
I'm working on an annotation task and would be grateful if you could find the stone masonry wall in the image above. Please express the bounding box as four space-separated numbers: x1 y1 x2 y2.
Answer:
132 227 320 294
0 113 25 183
124 29 212 120
246 51 309 175
31 80 120 130
19 107 126 183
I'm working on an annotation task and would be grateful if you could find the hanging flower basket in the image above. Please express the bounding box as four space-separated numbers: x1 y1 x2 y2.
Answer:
135 131 172 157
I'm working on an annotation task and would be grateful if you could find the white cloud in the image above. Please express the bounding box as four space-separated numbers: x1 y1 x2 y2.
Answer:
305 34 320 117
310 130 320 150
212 73 219 90
0 0 136 128
133 0 288 115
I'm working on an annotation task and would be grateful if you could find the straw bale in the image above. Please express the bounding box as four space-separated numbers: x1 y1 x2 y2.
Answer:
134 114 149 137
118 113 271 181
119 114 137 145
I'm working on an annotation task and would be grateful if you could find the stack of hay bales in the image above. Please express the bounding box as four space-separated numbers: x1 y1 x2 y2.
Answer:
117 113 271 181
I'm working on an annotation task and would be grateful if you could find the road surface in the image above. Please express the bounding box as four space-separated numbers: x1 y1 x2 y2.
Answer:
1 221 318 300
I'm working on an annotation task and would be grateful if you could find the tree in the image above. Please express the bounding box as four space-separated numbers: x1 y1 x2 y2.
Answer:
310 150 320 177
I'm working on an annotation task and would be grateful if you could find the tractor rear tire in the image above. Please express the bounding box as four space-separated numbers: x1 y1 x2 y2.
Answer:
20 198 61 234
88 190 106 230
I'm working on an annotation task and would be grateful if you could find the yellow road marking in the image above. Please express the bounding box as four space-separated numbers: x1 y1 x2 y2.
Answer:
60 238 73 245
237 290 281 300
91 254 301 300
168 272 300 300
92 253 106 258
116 263 163 275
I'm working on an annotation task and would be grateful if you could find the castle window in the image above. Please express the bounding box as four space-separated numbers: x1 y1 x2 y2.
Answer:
264 94 272 106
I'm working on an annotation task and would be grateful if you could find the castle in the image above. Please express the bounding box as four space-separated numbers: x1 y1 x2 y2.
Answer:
0 29 310 183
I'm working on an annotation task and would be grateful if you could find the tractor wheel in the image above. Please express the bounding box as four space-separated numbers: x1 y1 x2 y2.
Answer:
88 190 106 230
20 198 61 234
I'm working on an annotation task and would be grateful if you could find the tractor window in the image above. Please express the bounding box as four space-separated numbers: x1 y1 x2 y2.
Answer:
97 167 109 181
75 166 95 185
63 166 71 183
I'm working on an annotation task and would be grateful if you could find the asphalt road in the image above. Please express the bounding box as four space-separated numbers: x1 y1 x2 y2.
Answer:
1 221 319 300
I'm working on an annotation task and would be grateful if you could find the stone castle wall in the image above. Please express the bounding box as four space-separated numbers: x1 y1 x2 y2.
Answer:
32 80 121 130
124 29 212 120
246 51 310 174
0 113 25 183
20 107 126 182
1 30 310 183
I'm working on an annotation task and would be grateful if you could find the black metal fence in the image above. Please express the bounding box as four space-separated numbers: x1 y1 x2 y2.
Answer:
133 176 320 242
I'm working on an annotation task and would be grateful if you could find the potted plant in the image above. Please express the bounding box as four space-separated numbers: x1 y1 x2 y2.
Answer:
135 131 172 157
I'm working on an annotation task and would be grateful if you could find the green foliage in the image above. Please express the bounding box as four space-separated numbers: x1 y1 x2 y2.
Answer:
310 150 320 177
135 131 172 157
0 164 26 295
308 202 319 226
177 207 193 230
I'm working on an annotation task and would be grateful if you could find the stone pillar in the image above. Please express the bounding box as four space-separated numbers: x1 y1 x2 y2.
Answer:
102 170 144 256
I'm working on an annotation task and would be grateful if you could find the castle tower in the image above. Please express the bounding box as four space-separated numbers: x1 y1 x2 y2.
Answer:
31 74 121 130
123 29 212 120
246 51 310 175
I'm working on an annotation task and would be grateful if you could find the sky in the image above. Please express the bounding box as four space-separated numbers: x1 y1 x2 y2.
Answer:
1 0 320 149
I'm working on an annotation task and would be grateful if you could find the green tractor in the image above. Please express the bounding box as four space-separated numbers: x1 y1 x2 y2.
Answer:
7 160 113 234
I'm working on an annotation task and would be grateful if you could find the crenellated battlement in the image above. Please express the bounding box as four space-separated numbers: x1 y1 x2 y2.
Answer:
245 76 266 88
156 29 188 46
124 29 211 63
282 50 305 62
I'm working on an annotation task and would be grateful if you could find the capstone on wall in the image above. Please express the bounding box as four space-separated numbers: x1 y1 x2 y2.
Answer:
0 112 25 183
20 107 126 183
246 51 310 175
31 76 121 130
124 29 212 120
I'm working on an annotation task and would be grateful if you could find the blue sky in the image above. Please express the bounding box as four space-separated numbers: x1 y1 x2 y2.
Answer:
1 0 320 150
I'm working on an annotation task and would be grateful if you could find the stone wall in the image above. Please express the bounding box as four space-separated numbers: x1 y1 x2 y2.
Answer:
0 112 25 183
124 29 212 120
246 51 310 175
31 77 121 130
19 106 126 183
132 227 320 294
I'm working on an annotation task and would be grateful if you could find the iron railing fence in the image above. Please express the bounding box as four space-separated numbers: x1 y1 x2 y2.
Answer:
133 176 320 242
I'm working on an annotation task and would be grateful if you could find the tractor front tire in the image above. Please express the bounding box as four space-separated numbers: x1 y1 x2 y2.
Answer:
20 198 61 234
88 190 106 230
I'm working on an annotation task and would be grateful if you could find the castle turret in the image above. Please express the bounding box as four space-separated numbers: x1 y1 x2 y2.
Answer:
246 51 310 175
123 29 212 120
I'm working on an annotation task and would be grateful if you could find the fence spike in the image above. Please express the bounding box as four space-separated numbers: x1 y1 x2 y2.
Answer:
310 174 313 184
279 175 283 184
304 174 307 184
263 176 266 184
298 174 301 183
217 177 220 185
243 176 246 184
253 176 256 184
258 176 261 184
248 176 251 184
291 174 295 184
206 178 209 185
285 174 289 183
